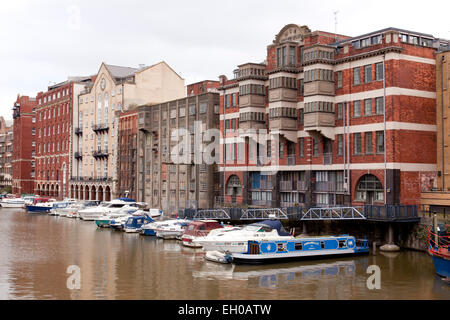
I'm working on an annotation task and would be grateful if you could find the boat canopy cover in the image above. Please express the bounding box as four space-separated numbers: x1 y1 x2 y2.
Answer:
118 197 136 202
252 220 291 236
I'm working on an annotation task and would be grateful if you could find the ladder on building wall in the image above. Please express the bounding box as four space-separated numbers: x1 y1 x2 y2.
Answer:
299 207 366 220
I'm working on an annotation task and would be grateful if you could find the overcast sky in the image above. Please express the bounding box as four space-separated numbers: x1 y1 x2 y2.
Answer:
1 0 449 121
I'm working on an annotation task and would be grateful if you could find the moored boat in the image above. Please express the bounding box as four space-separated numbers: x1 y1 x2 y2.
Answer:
0 197 27 208
428 219 450 279
26 198 57 213
78 199 137 221
155 220 191 239
123 214 154 233
181 220 223 248
94 205 139 228
194 219 294 253
230 236 369 264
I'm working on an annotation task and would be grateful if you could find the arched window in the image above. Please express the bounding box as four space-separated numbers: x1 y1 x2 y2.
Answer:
226 175 242 196
356 174 384 203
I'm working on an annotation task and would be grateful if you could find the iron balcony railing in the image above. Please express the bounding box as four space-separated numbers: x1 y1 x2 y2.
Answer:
280 181 293 191
92 149 109 158
74 152 82 159
297 180 308 191
92 123 109 132
74 127 83 135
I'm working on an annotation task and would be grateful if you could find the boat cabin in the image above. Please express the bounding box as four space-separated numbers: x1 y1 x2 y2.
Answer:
183 220 223 237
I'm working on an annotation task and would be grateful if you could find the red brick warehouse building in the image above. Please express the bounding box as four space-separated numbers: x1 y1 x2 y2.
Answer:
34 77 92 199
218 24 448 208
12 95 37 195
117 108 138 200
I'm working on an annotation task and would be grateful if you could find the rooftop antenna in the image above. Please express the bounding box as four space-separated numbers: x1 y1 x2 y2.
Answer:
334 10 339 40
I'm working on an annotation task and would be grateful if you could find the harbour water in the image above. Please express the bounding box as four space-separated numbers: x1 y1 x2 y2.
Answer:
0 208 449 300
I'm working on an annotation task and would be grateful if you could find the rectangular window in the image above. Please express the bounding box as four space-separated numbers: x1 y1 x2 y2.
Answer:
299 138 304 157
353 67 361 85
364 65 372 83
337 103 343 119
353 101 361 118
354 133 361 154
336 71 342 88
375 62 384 81
375 97 384 115
364 99 372 116
376 131 384 153
337 134 343 156
232 93 237 106
365 132 373 154
277 47 281 67
289 46 296 66
313 139 319 157
299 109 304 125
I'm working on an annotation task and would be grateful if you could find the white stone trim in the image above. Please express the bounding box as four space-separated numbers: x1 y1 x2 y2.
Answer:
220 163 437 172
335 87 436 102
304 95 336 103
303 63 334 71
334 53 435 72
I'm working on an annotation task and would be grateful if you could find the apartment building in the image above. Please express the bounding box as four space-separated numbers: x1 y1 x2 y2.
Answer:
0 117 13 191
34 77 92 199
70 61 185 201
137 89 220 215
12 95 37 195
421 47 450 212
219 24 448 208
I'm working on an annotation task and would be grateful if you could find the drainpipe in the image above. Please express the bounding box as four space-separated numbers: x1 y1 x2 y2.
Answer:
383 54 387 205
441 55 445 191
223 88 226 207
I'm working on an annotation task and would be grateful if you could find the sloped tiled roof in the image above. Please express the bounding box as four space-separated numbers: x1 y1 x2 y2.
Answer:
105 64 138 79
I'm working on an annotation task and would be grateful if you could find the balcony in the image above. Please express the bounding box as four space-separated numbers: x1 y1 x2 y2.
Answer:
92 123 109 133
314 181 346 193
74 152 82 159
297 180 308 191
92 149 109 158
280 181 293 191
75 127 83 135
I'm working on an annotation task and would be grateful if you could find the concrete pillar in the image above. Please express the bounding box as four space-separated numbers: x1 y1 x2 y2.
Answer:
380 223 400 252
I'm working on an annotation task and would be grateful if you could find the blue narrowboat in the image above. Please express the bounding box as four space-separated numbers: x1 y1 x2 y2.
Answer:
428 222 450 279
231 235 369 264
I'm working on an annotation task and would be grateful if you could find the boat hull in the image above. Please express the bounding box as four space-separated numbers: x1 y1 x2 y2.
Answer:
0 202 25 208
140 228 156 236
95 220 111 228
432 255 450 278
26 205 52 213
232 250 369 265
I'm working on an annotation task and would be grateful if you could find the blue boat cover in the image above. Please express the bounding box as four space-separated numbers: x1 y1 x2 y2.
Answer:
251 220 291 236
118 197 136 202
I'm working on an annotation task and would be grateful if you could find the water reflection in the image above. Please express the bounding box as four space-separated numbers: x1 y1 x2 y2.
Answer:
0 208 449 300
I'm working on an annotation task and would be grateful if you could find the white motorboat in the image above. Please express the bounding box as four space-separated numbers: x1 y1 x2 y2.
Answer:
0 197 26 208
193 219 294 253
78 199 137 221
52 200 99 218
155 220 191 239
140 218 189 236
94 205 139 228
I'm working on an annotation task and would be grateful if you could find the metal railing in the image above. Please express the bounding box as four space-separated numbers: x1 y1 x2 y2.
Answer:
363 205 419 221
178 205 420 222
300 207 366 220
280 181 292 191
297 180 308 191
241 208 288 220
